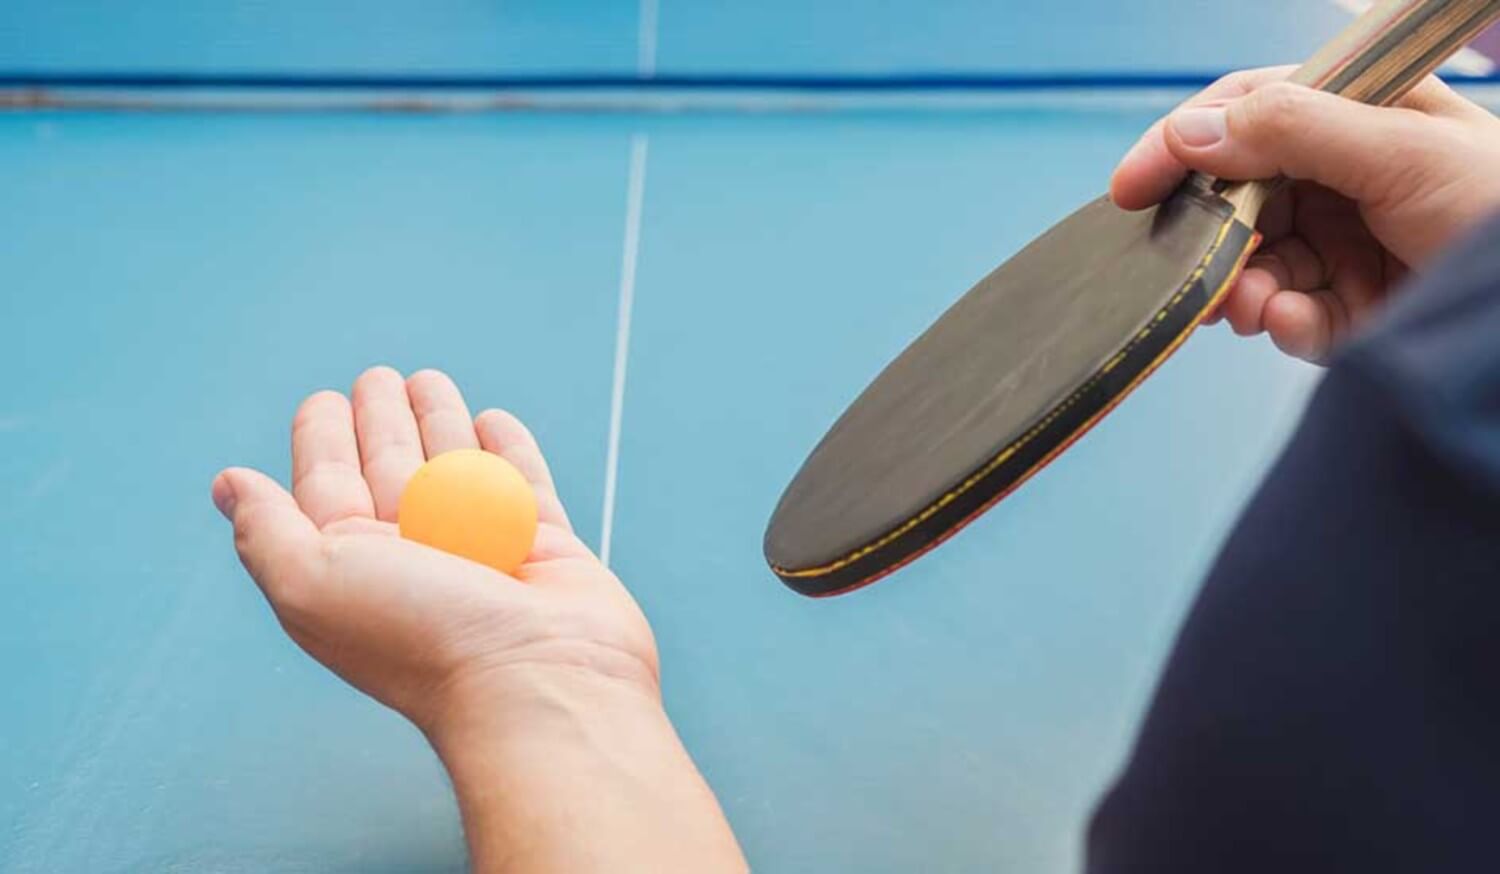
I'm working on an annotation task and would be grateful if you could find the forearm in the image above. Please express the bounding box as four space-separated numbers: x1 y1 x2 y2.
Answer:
429 669 747 874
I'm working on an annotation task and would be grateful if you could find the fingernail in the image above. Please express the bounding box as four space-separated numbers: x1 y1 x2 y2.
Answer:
1172 106 1227 147
212 476 237 519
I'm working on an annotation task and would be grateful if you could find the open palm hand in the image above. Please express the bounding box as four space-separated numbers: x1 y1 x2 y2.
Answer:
211 366 657 736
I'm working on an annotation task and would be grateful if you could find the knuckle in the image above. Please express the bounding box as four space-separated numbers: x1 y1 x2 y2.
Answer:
294 460 362 496
232 503 273 550
1218 69 1258 93
1208 66 1289 102
232 523 255 560
1366 114 1459 205
1431 115 1478 153
267 541 334 615
1241 82 1308 136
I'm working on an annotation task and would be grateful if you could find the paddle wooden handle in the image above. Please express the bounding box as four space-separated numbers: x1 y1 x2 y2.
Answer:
1290 0 1500 105
1215 0 1500 214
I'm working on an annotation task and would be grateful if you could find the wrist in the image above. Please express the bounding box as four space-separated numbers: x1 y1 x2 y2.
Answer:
423 665 745 873
425 661 666 767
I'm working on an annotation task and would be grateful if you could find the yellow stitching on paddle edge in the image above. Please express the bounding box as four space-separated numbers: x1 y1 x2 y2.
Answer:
775 217 1243 580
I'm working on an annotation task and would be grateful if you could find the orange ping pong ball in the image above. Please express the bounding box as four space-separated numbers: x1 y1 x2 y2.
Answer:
398 449 539 575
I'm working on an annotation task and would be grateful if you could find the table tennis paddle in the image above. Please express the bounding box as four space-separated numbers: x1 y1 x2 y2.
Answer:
765 0 1500 597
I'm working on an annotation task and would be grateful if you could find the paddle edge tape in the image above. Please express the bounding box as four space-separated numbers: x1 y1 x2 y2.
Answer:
771 216 1260 598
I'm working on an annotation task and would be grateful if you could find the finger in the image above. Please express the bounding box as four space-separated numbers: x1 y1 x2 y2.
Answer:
1111 118 1178 210
1118 71 1470 211
353 366 425 522
1255 183 1297 244
1250 234 1325 292
1222 266 1278 337
475 408 573 533
524 522 597 565
1264 289 1349 364
212 467 324 608
291 390 376 528
1161 81 1448 205
1111 66 1296 210
407 369 479 457
1291 185 1387 324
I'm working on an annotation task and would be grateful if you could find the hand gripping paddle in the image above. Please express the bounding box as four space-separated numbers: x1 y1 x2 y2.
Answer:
765 0 1500 596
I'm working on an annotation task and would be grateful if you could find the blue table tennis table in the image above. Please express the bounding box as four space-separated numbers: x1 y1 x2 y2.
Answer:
5 3 1495 871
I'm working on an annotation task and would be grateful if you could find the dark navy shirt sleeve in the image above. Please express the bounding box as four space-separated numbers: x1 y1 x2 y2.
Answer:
1086 211 1500 874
